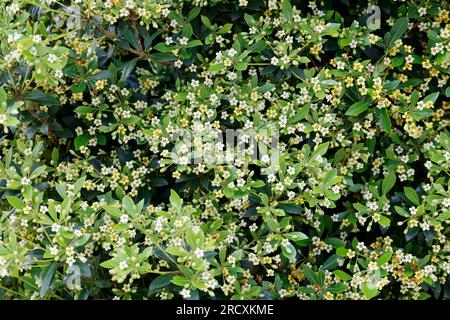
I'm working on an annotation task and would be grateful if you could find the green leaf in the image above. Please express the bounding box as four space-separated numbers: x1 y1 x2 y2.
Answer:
437 210 450 221
235 62 248 71
336 247 348 257
121 58 139 81
51 148 59 164
322 254 339 270
281 0 293 21
384 80 400 91
377 251 393 266
410 90 420 105
418 292 432 300
281 242 297 260
89 70 113 81
169 190 182 211
404 187 420 205
386 17 409 48
165 246 185 256
96 134 107 145
182 24 193 38
395 206 410 218
391 56 404 67
257 84 275 93
260 193 269 206
73 234 90 247
73 176 86 195
148 274 175 296
323 168 339 185
187 7 201 21
171 276 190 287
23 90 61 105
345 100 372 116
285 232 308 242
422 92 439 104
244 13 257 27
71 82 86 93
100 259 117 269
154 43 173 53
74 134 89 150
377 108 392 133
200 15 213 30
122 195 135 215
378 215 391 226
40 262 58 298
30 165 46 179
333 270 353 281
311 142 329 159
103 205 122 218
361 282 379 299
7 196 25 210
249 40 268 52
185 39 202 48
74 106 93 115
291 105 310 123
382 170 396 194
411 108 433 121
210 218 223 231
208 63 225 72
303 266 318 285
186 227 204 249
149 53 176 62
55 184 67 199
327 283 348 294
250 180 265 188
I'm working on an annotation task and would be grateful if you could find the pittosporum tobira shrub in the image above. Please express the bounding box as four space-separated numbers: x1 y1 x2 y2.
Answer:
0 0 449 300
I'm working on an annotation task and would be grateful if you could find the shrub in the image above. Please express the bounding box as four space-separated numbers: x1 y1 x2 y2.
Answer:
0 0 449 300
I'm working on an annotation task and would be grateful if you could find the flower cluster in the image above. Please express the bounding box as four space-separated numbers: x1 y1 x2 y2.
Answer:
0 0 449 300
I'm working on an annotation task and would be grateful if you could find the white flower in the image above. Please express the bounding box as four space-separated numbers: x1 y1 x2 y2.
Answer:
175 60 183 68
356 242 366 251
119 8 129 17
227 48 237 57
271 57 279 65
119 261 128 270
32 35 42 43
275 182 284 192
261 154 270 163
48 54 57 63
409 206 418 216
180 288 191 298
6 3 20 14
50 246 58 255
179 37 189 45
194 248 204 258
442 198 450 208
332 185 340 193
21 176 31 185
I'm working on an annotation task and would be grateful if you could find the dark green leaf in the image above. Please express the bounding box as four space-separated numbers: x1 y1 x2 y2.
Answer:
345 100 372 116
40 262 58 298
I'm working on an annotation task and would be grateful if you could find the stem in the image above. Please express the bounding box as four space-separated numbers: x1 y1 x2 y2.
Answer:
141 270 179 275
0 284 21 297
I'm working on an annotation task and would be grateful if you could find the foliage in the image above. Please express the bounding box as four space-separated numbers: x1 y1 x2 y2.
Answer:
0 0 449 300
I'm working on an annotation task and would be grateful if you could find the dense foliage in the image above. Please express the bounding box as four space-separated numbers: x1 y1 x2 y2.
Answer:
0 0 449 300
